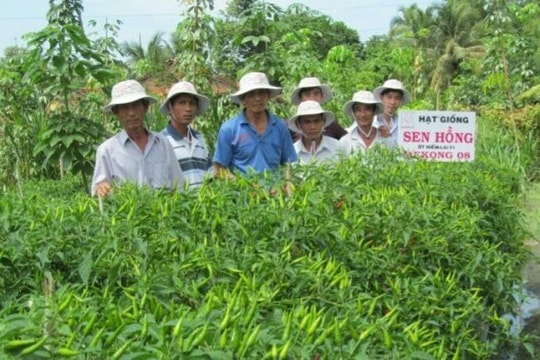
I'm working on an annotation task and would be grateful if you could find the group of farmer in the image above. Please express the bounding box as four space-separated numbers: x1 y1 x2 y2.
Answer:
91 72 410 196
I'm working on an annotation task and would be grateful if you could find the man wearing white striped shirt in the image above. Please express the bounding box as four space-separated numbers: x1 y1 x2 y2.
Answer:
160 81 213 190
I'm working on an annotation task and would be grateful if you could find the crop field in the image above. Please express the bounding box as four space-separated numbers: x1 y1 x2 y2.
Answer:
0 150 532 359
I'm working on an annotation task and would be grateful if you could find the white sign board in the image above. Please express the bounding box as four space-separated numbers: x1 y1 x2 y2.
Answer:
398 110 476 162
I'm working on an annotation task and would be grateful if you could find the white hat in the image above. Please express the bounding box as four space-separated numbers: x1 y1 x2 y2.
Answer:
160 81 210 116
288 100 335 134
290 77 332 105
373 79 411 105
343 91 384 119
103 80 157 112
230 72 282 105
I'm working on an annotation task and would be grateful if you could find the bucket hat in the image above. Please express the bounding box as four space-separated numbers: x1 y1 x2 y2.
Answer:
373 79 411 105
288 100 335 134
230 72 281 105
103 79 157 113
160 81 210 116
343 91 384 119
290 77 332 105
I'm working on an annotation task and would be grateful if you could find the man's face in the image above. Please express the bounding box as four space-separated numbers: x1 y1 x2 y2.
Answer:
298 114 325 140
380 90 403 115
353 103 376 127
299 87 323 104
170 94 199 127
113 100 148 131
241 89 271 113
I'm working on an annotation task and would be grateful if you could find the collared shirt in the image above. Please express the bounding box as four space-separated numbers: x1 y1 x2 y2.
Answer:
91 129 184 195
213 110 297 174
374 113 399 148
294 135 344 165
161 123 213 190
339 125 388 155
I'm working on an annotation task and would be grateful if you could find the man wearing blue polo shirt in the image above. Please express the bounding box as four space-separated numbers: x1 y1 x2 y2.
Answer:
213 72 297 179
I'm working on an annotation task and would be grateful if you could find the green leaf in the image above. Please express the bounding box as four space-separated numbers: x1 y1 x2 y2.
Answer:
190 350 231 359
62 153 73 170
241 35 255 44
120 353 158 360
410 351 437 359
78 250 93 285
0 315 33 341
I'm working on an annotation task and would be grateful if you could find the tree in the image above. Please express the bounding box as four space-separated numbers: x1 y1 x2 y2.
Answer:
224 0 257 17
212 1 362 84
120 32 174 80
390 4 436 49
483 0 540 106
19 0 118 184
171 0 224 150
429 0 486 107
389 4 436 98
282 4 362 59
172 0 216 87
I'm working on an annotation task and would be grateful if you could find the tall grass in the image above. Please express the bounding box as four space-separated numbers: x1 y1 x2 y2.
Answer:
476 116 538 188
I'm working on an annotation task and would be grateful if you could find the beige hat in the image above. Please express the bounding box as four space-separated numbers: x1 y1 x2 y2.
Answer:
290 77 332 105
103 79 157 113
160 81 210 116
373 79 411 105
343 91 384 118
230 72 281 105
288 100 335 134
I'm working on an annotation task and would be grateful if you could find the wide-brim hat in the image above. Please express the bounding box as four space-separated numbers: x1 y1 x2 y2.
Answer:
343 90 384 119
230 72 281 105
160 81 210 116
373 79 411 105
103 79 157 113
290 77 332 105
288 100 335 134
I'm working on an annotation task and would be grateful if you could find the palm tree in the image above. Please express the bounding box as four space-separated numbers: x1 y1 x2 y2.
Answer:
390 4 436 49
389 4 437 99
389 0 487 107
429 0 486 107
120 32 173 78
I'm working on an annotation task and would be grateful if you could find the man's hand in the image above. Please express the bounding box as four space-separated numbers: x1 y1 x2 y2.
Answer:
379 125 391 138
95 181 112 197
214 163 236 180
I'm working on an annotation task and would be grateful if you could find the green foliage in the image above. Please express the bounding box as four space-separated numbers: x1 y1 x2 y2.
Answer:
478 105 540 180
282 3 362 58
0 110 51 186
192 95 240 154
120 32 174 81
172 0 216 91
212 1 362 83
33 112 110 184
0 148 530 358
0 47 39 119
476 1 540 108
0 0 121 185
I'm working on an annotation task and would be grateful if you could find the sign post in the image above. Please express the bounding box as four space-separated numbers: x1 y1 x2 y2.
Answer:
397 111 476 162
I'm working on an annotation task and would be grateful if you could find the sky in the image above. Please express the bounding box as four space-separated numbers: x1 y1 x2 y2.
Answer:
1 0 436 54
